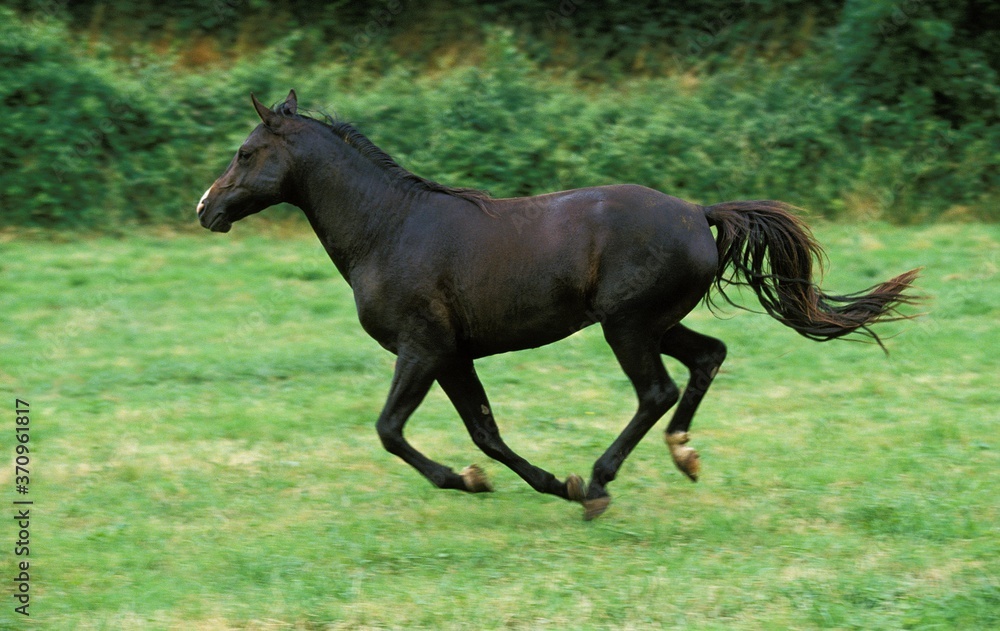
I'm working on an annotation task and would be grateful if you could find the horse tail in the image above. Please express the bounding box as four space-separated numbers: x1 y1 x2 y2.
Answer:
703 200 921 350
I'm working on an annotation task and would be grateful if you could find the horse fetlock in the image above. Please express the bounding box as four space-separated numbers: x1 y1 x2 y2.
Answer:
666 431 700 482
460 464 494 493
565 474 586 502
580 479 612 520
582 495 611 521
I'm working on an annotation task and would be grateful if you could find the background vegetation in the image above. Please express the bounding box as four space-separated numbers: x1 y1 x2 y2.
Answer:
2 1 997 227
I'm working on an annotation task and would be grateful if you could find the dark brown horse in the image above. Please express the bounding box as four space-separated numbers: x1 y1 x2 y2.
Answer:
197 91 920 519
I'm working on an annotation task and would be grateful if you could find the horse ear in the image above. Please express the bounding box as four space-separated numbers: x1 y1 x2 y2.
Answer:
251 92 279 128
284 89 298 115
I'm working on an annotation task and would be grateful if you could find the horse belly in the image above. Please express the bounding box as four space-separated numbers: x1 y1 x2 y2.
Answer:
458 278 591 357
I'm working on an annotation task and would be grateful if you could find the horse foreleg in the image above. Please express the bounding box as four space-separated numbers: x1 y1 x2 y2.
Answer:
437 359 586 503
659 324 727 481
375 352 475 492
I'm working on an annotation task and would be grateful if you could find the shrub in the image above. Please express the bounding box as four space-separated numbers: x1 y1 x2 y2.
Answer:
1 13 995 228
0 9 165 226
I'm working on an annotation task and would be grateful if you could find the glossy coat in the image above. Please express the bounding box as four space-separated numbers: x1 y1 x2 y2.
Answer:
197 91 920 519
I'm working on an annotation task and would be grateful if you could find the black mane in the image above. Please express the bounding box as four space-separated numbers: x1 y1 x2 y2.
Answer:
288 108 494 211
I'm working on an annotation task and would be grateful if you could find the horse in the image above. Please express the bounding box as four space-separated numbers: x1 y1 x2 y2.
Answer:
196 90 920 520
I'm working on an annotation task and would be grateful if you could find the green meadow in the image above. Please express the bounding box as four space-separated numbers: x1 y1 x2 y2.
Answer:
1 220 998 629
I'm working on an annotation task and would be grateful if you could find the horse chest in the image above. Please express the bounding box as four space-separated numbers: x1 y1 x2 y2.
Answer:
351 280 455 353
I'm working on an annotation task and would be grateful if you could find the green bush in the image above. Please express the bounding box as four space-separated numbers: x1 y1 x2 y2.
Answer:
1 11 995 228
0 10 306 227
1 9 161 226
336 47 995 222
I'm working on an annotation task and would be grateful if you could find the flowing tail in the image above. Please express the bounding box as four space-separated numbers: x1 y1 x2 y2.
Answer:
703 200 922 350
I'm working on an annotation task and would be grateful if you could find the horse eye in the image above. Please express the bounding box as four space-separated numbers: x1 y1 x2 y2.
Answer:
237 149 251 162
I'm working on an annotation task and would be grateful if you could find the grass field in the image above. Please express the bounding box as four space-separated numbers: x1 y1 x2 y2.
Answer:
1 220 998 629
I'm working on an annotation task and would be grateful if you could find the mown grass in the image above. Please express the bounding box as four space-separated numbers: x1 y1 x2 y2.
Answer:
1 220 998 629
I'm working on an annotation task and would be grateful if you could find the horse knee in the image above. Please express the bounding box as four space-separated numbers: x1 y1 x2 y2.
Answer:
471 437 505 461
376 421 404 455
467 428 506 461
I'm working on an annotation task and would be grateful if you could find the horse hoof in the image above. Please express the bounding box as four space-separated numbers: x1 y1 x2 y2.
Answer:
460 464 493 493
566 474 586 502
666 432 700 482
582 496 611 521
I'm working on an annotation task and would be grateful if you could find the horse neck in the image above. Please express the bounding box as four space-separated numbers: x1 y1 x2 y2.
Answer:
292 140 419 284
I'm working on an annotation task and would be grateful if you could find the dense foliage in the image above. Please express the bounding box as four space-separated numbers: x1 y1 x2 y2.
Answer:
1 2 996 227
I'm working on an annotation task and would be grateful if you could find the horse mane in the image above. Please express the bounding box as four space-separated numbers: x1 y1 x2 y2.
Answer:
284 107 494 212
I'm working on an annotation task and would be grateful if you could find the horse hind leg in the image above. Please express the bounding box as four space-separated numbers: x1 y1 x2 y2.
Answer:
585 321 680 519
659 324 727 481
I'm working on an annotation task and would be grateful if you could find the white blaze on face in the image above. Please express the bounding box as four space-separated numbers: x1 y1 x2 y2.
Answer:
196 187 212 216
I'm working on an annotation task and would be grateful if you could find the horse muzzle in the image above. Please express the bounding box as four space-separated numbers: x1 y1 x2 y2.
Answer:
202 212 233 233
196 188 232 233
